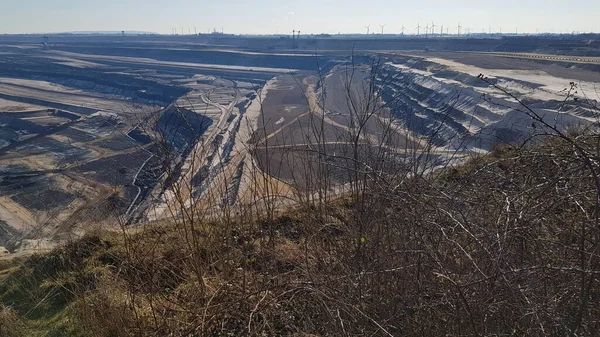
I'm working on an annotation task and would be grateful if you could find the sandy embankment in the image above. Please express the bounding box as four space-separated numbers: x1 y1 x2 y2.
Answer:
0 197 35 233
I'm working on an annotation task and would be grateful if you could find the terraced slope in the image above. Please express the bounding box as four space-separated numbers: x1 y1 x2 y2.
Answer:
376 54 600 151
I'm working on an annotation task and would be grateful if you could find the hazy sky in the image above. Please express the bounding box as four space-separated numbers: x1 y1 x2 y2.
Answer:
0 0 597 35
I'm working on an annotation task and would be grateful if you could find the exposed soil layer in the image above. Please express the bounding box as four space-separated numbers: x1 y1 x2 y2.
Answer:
157 106 213 152
78 151 152 186
0 219 18 246
0 54 189 105
402 52 600 82
0 173 75 211
95 135 140 151
374 54 600 151
55 127 98 143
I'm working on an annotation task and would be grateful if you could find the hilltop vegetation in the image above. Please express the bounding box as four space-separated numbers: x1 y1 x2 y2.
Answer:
1 132 599 336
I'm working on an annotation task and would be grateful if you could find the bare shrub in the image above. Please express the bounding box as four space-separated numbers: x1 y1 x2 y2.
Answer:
0 304 27 337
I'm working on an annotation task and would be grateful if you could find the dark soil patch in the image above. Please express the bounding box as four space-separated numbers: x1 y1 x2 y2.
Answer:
55 127 97 143
127 127 151 144
0 173 76 211
0 114 49 135
157 106 212 152
78 150 151 185
13 137 91 165
95 134 139 151
11 188 75 211
78 115 123 136
0 220 18 247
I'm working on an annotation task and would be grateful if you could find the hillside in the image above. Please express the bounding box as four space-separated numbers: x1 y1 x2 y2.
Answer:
1 132 599 336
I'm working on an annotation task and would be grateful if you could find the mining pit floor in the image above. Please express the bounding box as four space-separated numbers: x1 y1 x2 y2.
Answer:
0 35 599 255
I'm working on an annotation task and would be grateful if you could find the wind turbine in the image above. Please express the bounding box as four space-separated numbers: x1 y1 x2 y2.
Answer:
440 24 444 36
365 25 371 35
400 25 406 35
431 22 437 37
380 24 387 35
415 22 421 36
457 22 462 36
425 23 430 37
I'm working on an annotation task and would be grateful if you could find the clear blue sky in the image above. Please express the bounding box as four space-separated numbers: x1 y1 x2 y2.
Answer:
0 0 597 35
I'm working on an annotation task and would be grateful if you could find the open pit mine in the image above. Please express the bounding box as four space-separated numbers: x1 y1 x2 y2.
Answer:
0 34 599 254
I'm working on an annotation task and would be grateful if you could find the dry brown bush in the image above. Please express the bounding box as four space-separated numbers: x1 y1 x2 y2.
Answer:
0 304 28 337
